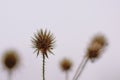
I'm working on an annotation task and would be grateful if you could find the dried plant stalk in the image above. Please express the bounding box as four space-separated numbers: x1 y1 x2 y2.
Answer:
32 29 55 80
73 33 108 80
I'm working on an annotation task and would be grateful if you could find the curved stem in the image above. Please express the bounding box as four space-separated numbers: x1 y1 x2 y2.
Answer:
43 54 45 80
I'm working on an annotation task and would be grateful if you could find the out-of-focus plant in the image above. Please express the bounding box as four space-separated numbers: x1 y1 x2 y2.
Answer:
60 58 72 80
73 33 108 80
32 29 55 80
2 50 19 80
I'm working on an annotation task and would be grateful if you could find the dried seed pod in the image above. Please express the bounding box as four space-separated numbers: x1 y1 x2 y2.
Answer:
32 29 55 58
60 58 72 71
87 34 108 61
2 50 19 71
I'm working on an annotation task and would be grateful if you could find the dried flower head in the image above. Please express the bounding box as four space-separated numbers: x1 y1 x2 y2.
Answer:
60 58 72 71
87 34 107 60
32 29 55 58
2 50 19 71
91 34 107 48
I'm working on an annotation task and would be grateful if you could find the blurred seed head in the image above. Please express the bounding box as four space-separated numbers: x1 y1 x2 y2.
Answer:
2 50 19 71
60 58 72 71
32 29 55 58
91 34 107 48
87 33 108 61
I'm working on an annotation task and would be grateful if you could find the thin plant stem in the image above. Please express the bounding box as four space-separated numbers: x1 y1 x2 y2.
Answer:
8 71 12 80
72 56 85 80
43 54 45 80
72 56 89 80
66 71 68 80
75 57 88 80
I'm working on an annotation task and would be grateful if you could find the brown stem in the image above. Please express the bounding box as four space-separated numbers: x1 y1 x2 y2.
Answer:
43 54 45 80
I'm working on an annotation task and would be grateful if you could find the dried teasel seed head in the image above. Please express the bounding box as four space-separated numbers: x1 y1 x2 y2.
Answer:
91 34 107 48
87 34 108 61
60 58 72 71
32 29 55 58
2 50 19 71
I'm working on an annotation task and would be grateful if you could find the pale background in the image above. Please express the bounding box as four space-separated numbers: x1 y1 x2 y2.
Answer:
0 0 120 80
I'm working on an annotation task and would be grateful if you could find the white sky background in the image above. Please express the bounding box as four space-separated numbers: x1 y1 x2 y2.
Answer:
0 0 120 80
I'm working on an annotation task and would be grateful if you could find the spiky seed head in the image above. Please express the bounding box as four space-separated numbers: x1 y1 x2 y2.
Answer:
32 29 55 58
2 50 19 71
87 34 108 61
87 42 102 59
60 58 72 71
